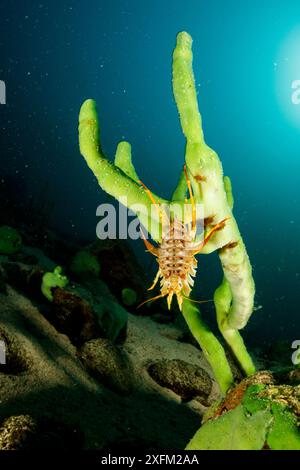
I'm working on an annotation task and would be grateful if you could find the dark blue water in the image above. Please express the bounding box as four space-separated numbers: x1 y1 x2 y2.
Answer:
1 1 300 349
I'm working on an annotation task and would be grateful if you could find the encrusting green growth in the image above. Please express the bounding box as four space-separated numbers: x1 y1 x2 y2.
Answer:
186 404 272 450
70 250 101 280
0 226 22 255
78 31 256 393
121 287 137 307
41 266 68 301
186 381 300 450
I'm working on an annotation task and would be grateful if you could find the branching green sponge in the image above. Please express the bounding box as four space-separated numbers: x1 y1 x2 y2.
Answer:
41 266 68 301
78 31 256 393
172 33 255 330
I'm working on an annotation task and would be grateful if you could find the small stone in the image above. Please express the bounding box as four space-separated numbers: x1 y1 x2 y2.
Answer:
0 415 37 450
147 359 212 402
0 326 30 374
80 338 134 396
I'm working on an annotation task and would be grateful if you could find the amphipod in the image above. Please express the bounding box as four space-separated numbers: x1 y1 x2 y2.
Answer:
139 165 229 311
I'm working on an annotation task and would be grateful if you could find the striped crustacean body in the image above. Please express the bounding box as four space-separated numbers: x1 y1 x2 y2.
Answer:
138 165 229 312
157 218 197 311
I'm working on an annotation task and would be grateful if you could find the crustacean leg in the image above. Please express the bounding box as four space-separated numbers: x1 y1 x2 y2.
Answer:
192 217 230 255
147 269 161 291
140 226 158 256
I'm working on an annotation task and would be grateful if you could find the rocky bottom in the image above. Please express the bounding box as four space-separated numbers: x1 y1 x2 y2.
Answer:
0 283 220 450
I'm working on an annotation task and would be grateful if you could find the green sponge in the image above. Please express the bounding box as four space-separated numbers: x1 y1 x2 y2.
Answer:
0 226 22 255
70 250 100 280
187 382 300 450
41 266 68 301
121 288 137 306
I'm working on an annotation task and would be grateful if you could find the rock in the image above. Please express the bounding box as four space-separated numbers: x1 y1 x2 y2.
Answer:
147 359 212 402
52 284 128 345
52 288 103 345
272 367 300 386
0 326 30 374
88 239 148 311
0 415 37 450
0 284 214 450
1 261 45 300
77 280 128 343
79 338 134 396
0 415 83 450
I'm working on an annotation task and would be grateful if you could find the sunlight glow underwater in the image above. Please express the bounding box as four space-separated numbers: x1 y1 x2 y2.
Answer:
276 26 300 130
